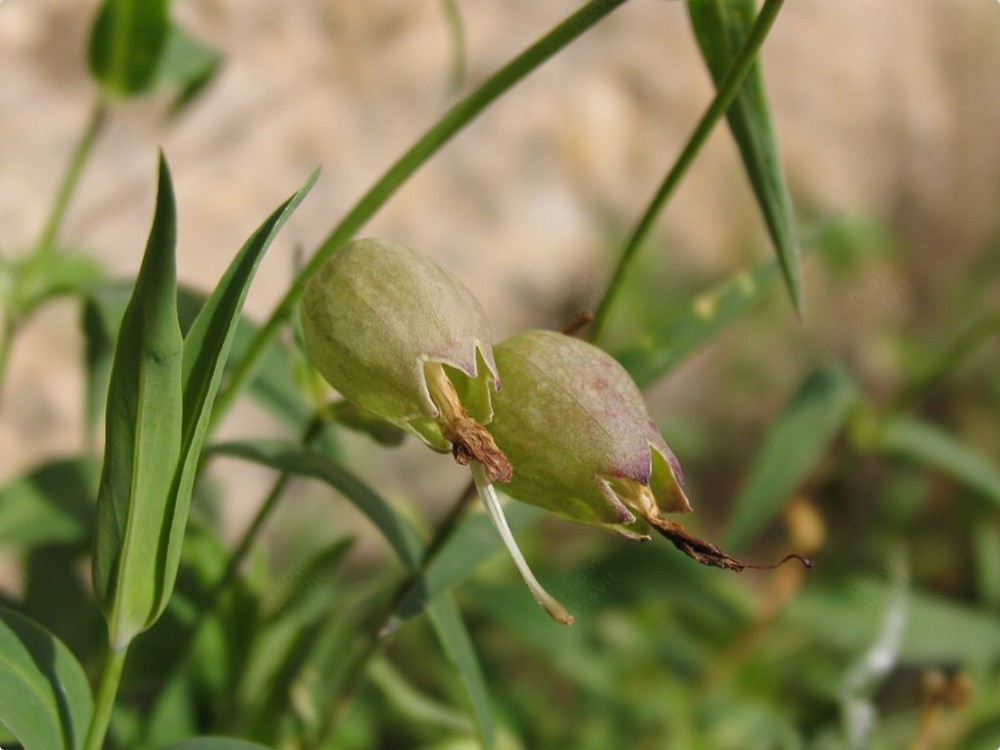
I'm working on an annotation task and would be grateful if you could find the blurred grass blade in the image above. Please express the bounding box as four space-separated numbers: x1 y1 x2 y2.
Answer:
876 415 1000 506
426 596 497 750
787 578 1000 663
162 740 274 750
441 0 468 95
92 154 184 649
615 256 782 389
687 0 802 315
0 606 93 750
152 23 224 114
208 440 424 571
725 366 859 551
893 309 1000 412
82 284 131 441
0 458 97 548
368 656 472 733
88 0 169 97
394 502 545 621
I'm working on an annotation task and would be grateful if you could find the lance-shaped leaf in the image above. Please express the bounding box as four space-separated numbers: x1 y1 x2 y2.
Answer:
161 169 318 629
93 159 316 650
92 155 184 649
688 0 802 315
0 607 93 750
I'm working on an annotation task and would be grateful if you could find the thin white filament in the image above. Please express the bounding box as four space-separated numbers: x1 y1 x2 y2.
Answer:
471 462 574 625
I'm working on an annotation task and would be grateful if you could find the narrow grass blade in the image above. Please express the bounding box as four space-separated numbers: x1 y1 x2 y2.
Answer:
876 415 1000 506
92 154 185 649
0 606 93 750
208 439 424 572
441 0 467 95
688 0 801 315
0 458 97 547
152 23 223 114
589 0 789 339
394 502 545 621
725 366 859 551
426 596 497 750
88 0 169 97
615 256 782 389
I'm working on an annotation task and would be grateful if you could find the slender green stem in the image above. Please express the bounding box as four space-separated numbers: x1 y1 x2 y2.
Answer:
82 644 129 750
36 101 107 256
589 0 787 342
211 0 632 428
0 319 14 405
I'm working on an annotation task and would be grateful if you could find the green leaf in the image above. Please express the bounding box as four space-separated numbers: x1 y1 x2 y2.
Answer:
687 0 802 315
725 366 859 551
394 502 545 621
152 23 224 114
615 256 783 389
876 415 1000 506
92 154 185 649
207 440 497 747
88 0 170 97
162 739 274 750
0 606 93 750
161 170 318 625
0 458 97 548
426 596 496 750
81 283 131 441
1 252 104 323
208 440 424 571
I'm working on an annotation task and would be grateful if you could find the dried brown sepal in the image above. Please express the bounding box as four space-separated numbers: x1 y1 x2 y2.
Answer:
445 414 513 483
647 516 813 572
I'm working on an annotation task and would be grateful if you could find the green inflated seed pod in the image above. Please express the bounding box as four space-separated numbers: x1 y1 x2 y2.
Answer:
301 238 510 481
487 330 809 573
487 329 691 539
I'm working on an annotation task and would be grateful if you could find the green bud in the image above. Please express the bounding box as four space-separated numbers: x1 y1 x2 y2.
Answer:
301 238 511 481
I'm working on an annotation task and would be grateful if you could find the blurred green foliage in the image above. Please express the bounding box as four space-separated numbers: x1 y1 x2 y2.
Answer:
1 0 998 748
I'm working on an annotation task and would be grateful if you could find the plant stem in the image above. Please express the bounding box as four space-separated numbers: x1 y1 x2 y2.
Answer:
36 101 107 256
82 644 129 750
0 319 14 406
211 0 633 428
589 0 787 342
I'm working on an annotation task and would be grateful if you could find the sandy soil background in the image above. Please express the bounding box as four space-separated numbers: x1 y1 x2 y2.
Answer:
2 0 998 540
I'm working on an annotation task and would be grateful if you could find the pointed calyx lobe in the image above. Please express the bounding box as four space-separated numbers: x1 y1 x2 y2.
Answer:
485 330 809 571
300 238 510 481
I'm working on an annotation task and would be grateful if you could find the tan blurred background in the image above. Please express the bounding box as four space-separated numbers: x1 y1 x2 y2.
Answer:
2 0 998 540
